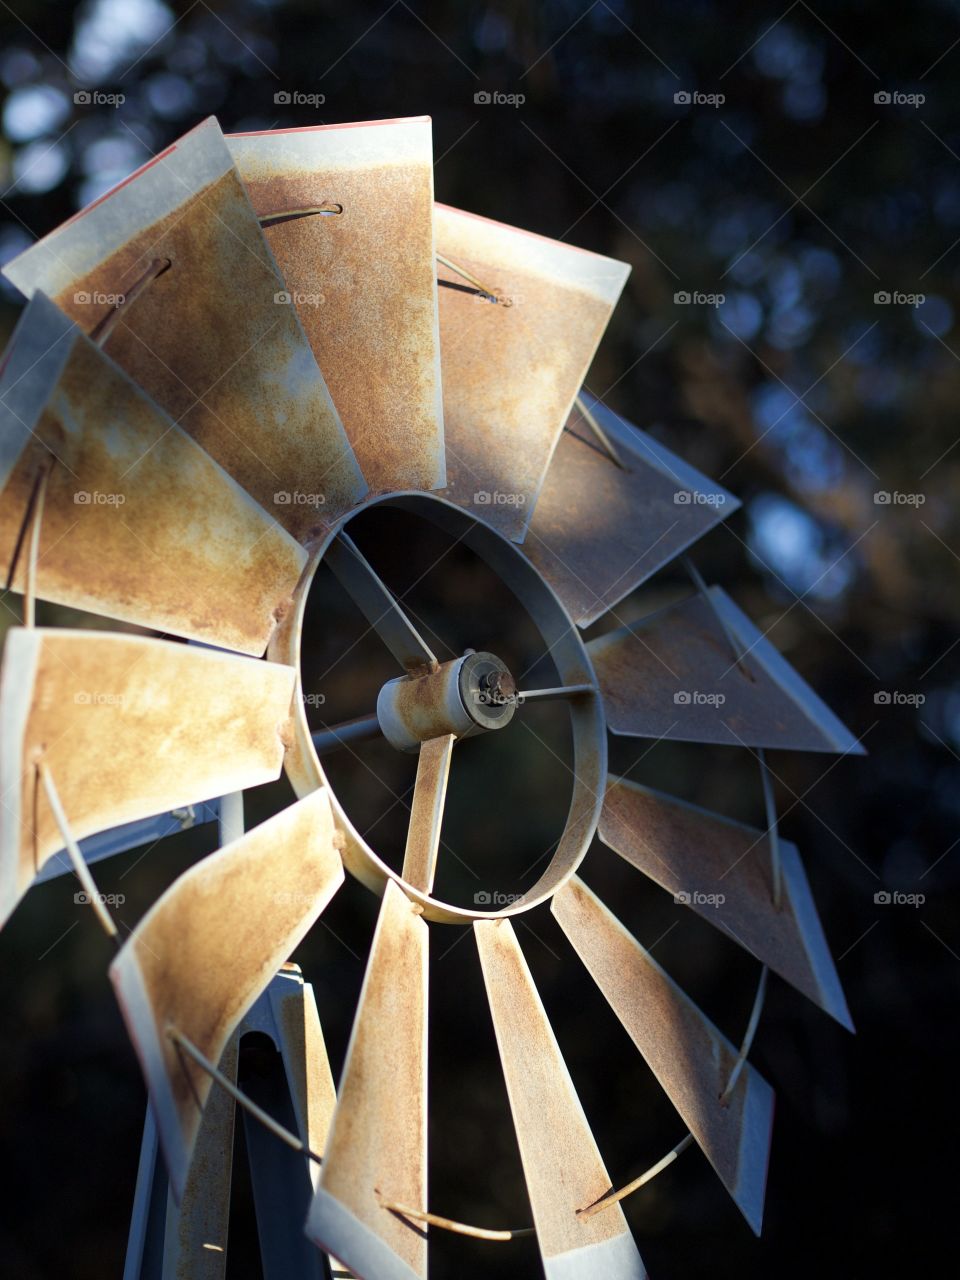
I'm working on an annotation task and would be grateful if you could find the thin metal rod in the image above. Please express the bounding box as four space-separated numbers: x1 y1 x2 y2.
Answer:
24 458 51 628
574 394 627 470
720 964 769 1104
578 1134 695 1219
259 203 343 228
37 761 119 944
5 456 51 593
166 1026 325 1165
377 1197 536 1242
218 791 245 846
436 251 505 305
758 749 782 910
311 712 383 756
682 555 754 680
90 257 171 346
516 683 596 704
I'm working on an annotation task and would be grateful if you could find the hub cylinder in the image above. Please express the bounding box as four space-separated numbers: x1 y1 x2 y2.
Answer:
377 651 517 752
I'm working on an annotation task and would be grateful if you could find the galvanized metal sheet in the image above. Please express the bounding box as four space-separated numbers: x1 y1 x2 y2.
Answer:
474 918 647 1280
523 393 739 627
227 118 444 493
552 876 774 1235
588 585 866 753
308 879 428 1280
434 204 630 542
2 116 366 539
0 293 307 656
0 627 295 927
600 778 853 1029
111 790 342 1201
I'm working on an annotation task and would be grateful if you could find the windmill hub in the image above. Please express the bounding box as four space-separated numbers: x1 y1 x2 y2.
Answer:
376 650 519 752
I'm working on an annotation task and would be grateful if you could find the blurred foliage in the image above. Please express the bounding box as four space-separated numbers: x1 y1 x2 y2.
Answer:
0 2 958 1278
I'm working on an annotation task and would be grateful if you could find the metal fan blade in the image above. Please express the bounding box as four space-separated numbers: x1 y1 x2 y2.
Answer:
2 116 366 538
523 393 739 627
600 777 853 1029
435 204 630 542
308 880 428 1280
0 627 295 926
0 293 306 656
552 877 774 1235
402 733 454 894
110 790 344 1201
227 117 444 493
588 584 865 753
475 918 647 1280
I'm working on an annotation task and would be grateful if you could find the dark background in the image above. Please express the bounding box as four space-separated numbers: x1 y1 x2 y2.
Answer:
0 2 957 1277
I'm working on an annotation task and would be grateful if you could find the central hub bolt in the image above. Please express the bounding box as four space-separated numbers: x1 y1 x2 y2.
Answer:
376 651 518 752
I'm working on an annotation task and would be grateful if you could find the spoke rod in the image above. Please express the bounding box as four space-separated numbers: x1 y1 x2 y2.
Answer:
311 712 383 755
515 683 596 703
402 733 455 894
325 531 438 674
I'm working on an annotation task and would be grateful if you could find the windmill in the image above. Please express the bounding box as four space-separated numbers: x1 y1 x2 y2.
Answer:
0 114 862 1280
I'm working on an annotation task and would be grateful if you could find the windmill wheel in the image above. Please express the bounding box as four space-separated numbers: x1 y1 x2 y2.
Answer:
0 115 862 1280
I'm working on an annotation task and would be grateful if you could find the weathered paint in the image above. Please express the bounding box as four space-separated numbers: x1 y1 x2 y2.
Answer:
2 117 366 539
110 790 344 1201
0 627 296 926
402 734 454 893
552 876 774 1234
227 118 445 493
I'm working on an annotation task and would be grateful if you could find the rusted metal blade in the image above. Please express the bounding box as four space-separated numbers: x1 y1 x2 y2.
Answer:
325 531 437 673
475 918 647 1279
588 585 865 753
600 777 853 1029
0 627 295 927
227 118 444 493
2 116 366 538
552 877 774 1235
307 879 428 1280
434 204 630 542
110 790 343 1201
0 292 306 655
523 393 739 627
402 733 454 893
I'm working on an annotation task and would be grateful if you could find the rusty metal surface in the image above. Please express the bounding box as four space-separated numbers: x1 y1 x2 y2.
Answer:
270 492 607 925
0 293 307 656
2 116 366 539
434 204 630 542
402 733 454 893
474 918 647 1279
523 394 739 627
308 879 428 1280
588 585 866 753
227 118 444 493
551 876 774 1235
110 790 344 1201
600 777 853 1029
0 626 296 927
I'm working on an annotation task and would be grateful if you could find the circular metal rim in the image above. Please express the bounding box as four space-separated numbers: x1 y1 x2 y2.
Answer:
268 492 607 925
